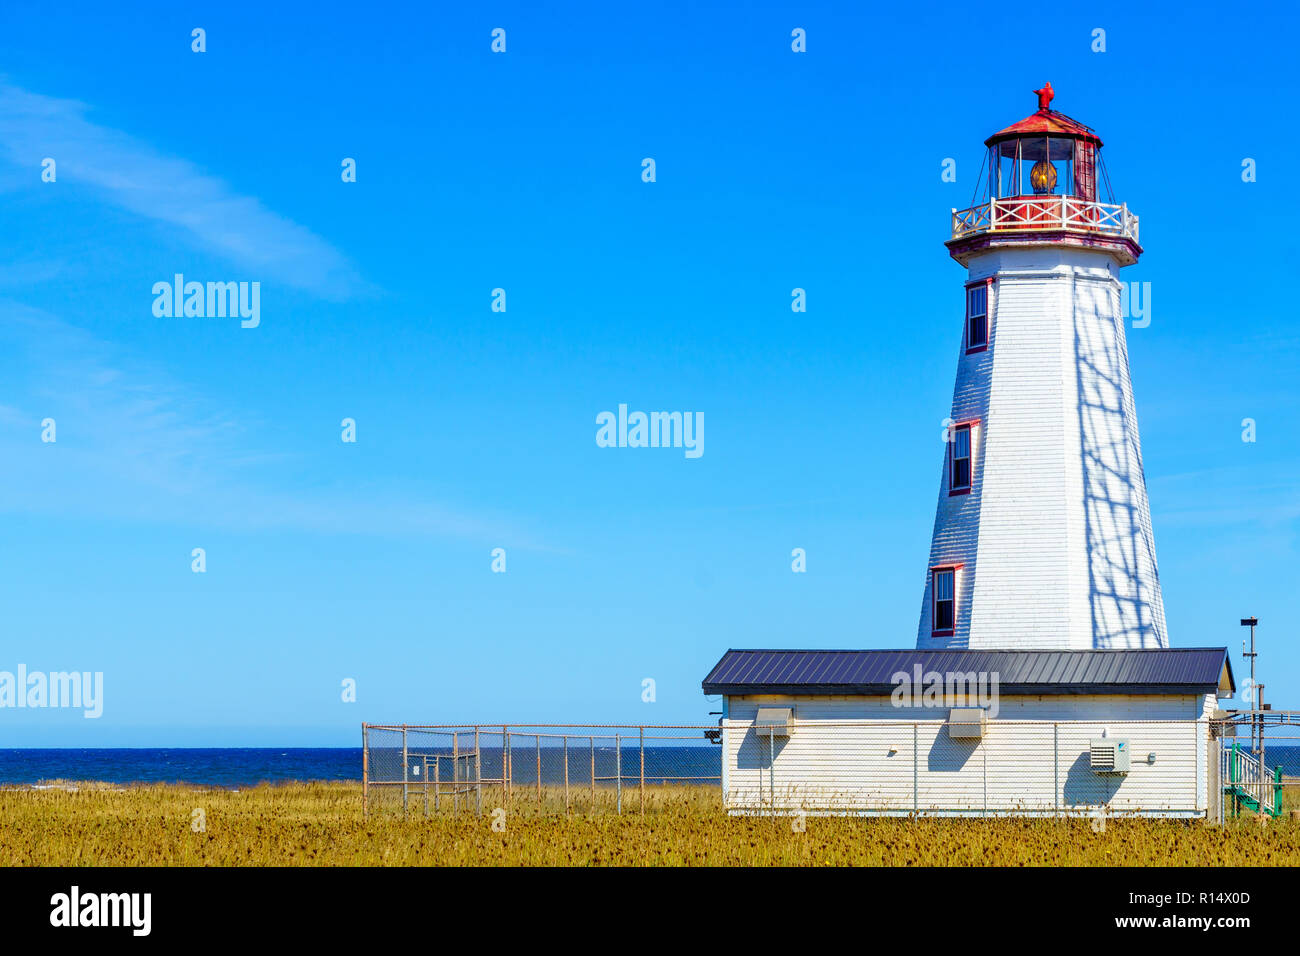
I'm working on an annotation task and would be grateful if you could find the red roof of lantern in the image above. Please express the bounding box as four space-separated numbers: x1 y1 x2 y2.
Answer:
984 83 1103 148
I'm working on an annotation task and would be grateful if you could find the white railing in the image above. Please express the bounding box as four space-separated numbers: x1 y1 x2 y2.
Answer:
1222 744 1276 816
952 196 1138 244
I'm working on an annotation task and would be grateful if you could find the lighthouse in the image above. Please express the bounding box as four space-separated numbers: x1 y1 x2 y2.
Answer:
917 84 1167 651
700 86 1239 821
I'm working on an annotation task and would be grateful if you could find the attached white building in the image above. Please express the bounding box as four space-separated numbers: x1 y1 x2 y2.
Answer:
703 648 1235 817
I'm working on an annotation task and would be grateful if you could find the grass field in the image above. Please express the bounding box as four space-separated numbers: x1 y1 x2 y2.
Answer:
2 782 1298 866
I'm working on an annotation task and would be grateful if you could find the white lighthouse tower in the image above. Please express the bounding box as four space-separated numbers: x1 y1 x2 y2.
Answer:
918 84 1167 651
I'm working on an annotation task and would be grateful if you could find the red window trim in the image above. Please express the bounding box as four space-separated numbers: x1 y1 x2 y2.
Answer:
964 277 993 355
948 422 974 496
930 565 958 636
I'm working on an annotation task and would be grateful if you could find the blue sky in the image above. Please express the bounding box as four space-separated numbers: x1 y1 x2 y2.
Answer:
0 2 1296 745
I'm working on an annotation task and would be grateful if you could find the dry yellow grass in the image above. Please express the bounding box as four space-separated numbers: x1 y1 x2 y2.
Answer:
1 781 1297 866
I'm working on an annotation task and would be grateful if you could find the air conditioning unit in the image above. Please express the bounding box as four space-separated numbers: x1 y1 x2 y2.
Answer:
754 707 793 738
1089 738 1130 774
947 708 985 739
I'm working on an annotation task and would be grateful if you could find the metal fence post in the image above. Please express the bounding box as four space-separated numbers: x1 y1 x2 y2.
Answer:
503 725 510 805
1053 722 1059 818
1193 720 1199 818
768 730 775 815
563 736 570 814
362 723 369 819
1213 724 1222 824
1230 740 1238 818
590 736 596 807
616 733 622 814
912 723 918 816
639 727 645 816
401 724 409 819
475 727 482 817
535 735 542 804
452 732 459 814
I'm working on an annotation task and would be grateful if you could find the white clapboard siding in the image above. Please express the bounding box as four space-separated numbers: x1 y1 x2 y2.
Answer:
919 247 1167 650
727 694 1206 722
723 695 1208 816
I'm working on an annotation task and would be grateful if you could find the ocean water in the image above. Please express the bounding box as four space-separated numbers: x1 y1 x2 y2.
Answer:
0 749 362 787
0 746 723 788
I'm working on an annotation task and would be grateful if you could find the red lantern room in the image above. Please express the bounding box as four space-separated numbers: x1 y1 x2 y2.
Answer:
948 83 1141 266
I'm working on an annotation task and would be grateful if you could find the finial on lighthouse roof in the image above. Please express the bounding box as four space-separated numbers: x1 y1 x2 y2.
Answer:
1034 82 1055 112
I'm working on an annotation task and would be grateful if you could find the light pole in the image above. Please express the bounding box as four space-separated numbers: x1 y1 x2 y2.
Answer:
1240 617 1259 757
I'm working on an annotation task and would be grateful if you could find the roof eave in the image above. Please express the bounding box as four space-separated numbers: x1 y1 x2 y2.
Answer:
1218 652 1236 697
983 109 1104 148
704 683 1226 697
946 230 1141 268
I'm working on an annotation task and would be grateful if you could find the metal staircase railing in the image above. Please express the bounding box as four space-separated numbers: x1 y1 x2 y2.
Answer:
1223 741 1282 817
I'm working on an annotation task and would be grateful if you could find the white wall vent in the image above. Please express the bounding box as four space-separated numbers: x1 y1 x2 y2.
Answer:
947 708 985 739
754 707 793 738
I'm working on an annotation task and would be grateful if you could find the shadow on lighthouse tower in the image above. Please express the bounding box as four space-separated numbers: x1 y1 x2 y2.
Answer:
918 84 1167 651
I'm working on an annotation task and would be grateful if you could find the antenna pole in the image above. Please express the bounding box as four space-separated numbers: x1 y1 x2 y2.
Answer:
1241 617 1259 756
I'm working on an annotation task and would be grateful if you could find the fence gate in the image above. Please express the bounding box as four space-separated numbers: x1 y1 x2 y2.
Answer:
362 725 486 819
412 731 482 817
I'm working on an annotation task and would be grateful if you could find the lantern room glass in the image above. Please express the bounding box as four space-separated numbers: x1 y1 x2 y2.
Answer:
989 137 1094 200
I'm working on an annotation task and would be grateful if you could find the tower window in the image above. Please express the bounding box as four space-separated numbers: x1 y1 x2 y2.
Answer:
949 423 972 494
966 284 988 352
932 568 955 634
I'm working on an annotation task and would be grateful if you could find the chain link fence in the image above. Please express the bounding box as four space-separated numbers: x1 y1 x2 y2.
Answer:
363 724 721 817
363 719 1299 820
1212 715 1300 823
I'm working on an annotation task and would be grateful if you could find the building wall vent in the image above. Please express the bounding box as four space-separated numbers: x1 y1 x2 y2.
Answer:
947 708 985 739
1089 738 1131 774
754 707 793 738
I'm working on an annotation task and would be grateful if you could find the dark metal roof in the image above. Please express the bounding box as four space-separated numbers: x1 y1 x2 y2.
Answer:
702 648 1234 697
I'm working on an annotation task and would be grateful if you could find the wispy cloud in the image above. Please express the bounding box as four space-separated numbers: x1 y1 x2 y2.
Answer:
0 81 361 298
0 305 541 546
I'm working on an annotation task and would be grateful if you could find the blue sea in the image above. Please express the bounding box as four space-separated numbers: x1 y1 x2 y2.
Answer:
0 749 363 787
0 746 724 788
